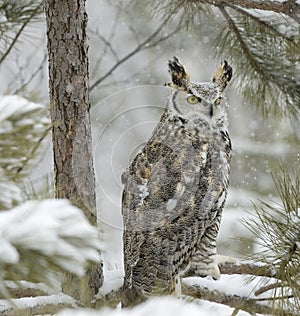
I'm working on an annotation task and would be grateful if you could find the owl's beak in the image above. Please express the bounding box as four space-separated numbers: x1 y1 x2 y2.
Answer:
209 104 213 117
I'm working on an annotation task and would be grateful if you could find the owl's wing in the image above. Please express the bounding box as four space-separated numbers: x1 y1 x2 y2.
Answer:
122 140 182 230
122 132 214 301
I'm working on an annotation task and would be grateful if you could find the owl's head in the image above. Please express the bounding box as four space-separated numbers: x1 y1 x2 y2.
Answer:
166 57 232 126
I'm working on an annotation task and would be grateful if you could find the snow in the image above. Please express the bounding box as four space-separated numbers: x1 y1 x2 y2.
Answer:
0 177 23 210
58 296 257 316
234 137 294 156
0 293 75 313
97 267 123 297
0 95 44 124
0 199 101 276
137 180 149 205
4 280 58 295
184 274 258 299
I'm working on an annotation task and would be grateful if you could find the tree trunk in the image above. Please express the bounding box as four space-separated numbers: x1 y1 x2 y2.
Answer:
45 0 102 305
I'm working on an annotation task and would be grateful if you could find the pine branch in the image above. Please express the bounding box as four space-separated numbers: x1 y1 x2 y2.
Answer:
242 162 300 310
0 95 50 186
0 294 75 316
181 282 293 316
0 200 101 297
0 1 43 64
228 5 294 41
219 6 260 74
254 281 283 296
216 8 300 116
0 12 33 64
0 281 50 299
131 0 300 117
195 0 300 16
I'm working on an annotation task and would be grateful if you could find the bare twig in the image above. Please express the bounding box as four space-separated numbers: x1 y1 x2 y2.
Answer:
89 7 180 92
90 54 164 92
92 30 119 62
13 53 47 94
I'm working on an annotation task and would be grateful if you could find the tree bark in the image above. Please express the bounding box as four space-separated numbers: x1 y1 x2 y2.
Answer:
45 0 102 305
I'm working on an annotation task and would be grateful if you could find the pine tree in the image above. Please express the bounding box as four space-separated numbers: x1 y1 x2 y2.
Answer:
45 0 102 305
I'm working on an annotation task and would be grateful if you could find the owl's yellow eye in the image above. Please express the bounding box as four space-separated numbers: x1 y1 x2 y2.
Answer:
186 95 200 104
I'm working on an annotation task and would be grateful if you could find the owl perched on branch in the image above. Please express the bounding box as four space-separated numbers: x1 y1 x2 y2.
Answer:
122 57 233 306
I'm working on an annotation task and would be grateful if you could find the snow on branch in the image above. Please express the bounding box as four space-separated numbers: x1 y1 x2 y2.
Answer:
0 95 50 186
0 293 75 316
0 199 101 295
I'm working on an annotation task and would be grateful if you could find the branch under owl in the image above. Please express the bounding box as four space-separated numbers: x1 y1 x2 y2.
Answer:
91 260 290 308
6 261 289 314
182 261 276 279
181 283 295 316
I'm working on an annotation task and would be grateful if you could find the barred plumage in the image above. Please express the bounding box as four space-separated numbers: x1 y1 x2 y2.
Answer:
122 57 233 306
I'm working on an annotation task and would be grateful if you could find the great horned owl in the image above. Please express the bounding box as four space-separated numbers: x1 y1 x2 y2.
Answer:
122 57 232 306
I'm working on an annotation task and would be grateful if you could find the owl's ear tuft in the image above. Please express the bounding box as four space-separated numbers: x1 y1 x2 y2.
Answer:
212 60 233 91
165 56 190 91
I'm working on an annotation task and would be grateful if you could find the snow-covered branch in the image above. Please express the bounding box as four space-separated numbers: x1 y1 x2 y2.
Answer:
181 282 293 316
183 261 275 278
0 199 101 296
197 0 300 16
0 293 75 316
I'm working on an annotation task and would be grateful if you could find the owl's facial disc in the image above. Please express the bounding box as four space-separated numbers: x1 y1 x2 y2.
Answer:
174 90 226 120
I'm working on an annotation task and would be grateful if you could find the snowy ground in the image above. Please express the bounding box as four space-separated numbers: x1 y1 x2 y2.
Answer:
58 296 264 316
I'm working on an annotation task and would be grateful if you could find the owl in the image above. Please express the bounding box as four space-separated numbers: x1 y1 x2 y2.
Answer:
122 57 232 306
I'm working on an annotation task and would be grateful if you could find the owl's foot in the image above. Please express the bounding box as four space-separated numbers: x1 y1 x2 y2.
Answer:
215 254 237 265
194 258 221 280
165 56 190 91
192 254 236 280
